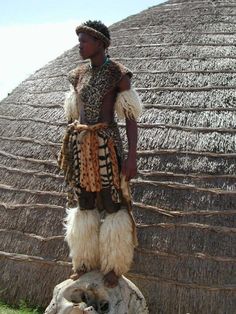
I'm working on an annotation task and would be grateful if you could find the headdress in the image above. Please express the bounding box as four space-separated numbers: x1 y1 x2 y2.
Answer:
75 25 110 48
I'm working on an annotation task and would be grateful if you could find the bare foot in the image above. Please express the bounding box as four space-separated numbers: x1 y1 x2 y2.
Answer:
70 269 86 281
103 270 119 288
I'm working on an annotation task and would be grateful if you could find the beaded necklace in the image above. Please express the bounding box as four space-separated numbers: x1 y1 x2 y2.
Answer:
90 56 110 70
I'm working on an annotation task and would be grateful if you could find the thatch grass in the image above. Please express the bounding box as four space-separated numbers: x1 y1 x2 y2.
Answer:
0 0 235 313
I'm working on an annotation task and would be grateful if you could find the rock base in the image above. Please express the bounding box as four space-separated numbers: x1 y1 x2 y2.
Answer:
45 271 149 314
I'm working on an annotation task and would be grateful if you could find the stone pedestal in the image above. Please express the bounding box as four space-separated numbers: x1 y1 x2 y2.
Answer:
45 271 149 314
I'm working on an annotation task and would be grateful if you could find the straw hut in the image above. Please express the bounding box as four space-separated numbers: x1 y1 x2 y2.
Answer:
0 0 235 313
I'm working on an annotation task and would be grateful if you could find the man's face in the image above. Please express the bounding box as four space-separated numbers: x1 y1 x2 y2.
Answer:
78 33 101 60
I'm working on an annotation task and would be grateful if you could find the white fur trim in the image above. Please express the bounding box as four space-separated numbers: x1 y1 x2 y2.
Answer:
64 85 80 121
64 207 100 272
99 209 134 276
115 88 142 121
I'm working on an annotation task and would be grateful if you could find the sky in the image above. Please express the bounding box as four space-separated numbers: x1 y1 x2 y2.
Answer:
0 0 165 101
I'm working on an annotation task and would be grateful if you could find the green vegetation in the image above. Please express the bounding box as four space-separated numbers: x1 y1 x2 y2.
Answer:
0 300 43 314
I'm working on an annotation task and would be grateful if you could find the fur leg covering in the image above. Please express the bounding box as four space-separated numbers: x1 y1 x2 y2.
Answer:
64 207 100 272
99 209 134 276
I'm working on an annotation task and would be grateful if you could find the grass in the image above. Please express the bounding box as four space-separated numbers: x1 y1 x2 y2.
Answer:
0 300 43 314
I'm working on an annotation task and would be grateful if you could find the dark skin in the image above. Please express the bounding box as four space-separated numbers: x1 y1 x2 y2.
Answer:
71 32 138 288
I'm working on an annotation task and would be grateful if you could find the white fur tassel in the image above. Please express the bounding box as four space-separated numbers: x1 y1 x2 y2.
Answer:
115 88 142 121
64 207 100 272
99 209 134 276
64 84 80 121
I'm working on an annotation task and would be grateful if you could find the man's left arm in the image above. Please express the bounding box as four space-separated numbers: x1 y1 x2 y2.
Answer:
116 75 142 181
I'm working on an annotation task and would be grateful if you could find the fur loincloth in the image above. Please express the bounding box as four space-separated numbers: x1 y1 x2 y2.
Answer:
58 121 138 246
58 122 122 203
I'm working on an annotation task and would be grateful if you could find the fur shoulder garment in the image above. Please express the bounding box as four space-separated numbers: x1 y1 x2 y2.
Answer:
63 60 138 123
115 88 142 121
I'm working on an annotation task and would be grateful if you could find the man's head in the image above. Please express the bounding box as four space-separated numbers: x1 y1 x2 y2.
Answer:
75 20 110 60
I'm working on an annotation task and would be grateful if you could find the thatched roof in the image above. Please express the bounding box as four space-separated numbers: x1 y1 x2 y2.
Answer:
0 0 235 313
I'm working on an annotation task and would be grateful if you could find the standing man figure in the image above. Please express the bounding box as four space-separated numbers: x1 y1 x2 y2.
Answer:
58 20 142 288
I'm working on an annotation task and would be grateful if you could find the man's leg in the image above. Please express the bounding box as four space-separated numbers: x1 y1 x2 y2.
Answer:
99 188 135 288
64 189 100 280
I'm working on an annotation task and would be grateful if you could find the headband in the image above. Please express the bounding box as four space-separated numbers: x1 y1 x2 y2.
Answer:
75 25 110 48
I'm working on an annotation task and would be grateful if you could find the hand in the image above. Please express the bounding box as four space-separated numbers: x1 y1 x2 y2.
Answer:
122 157 137 181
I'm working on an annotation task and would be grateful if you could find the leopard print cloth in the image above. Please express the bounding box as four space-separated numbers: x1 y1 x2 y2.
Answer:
67 59 132 161
58 122 122 204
